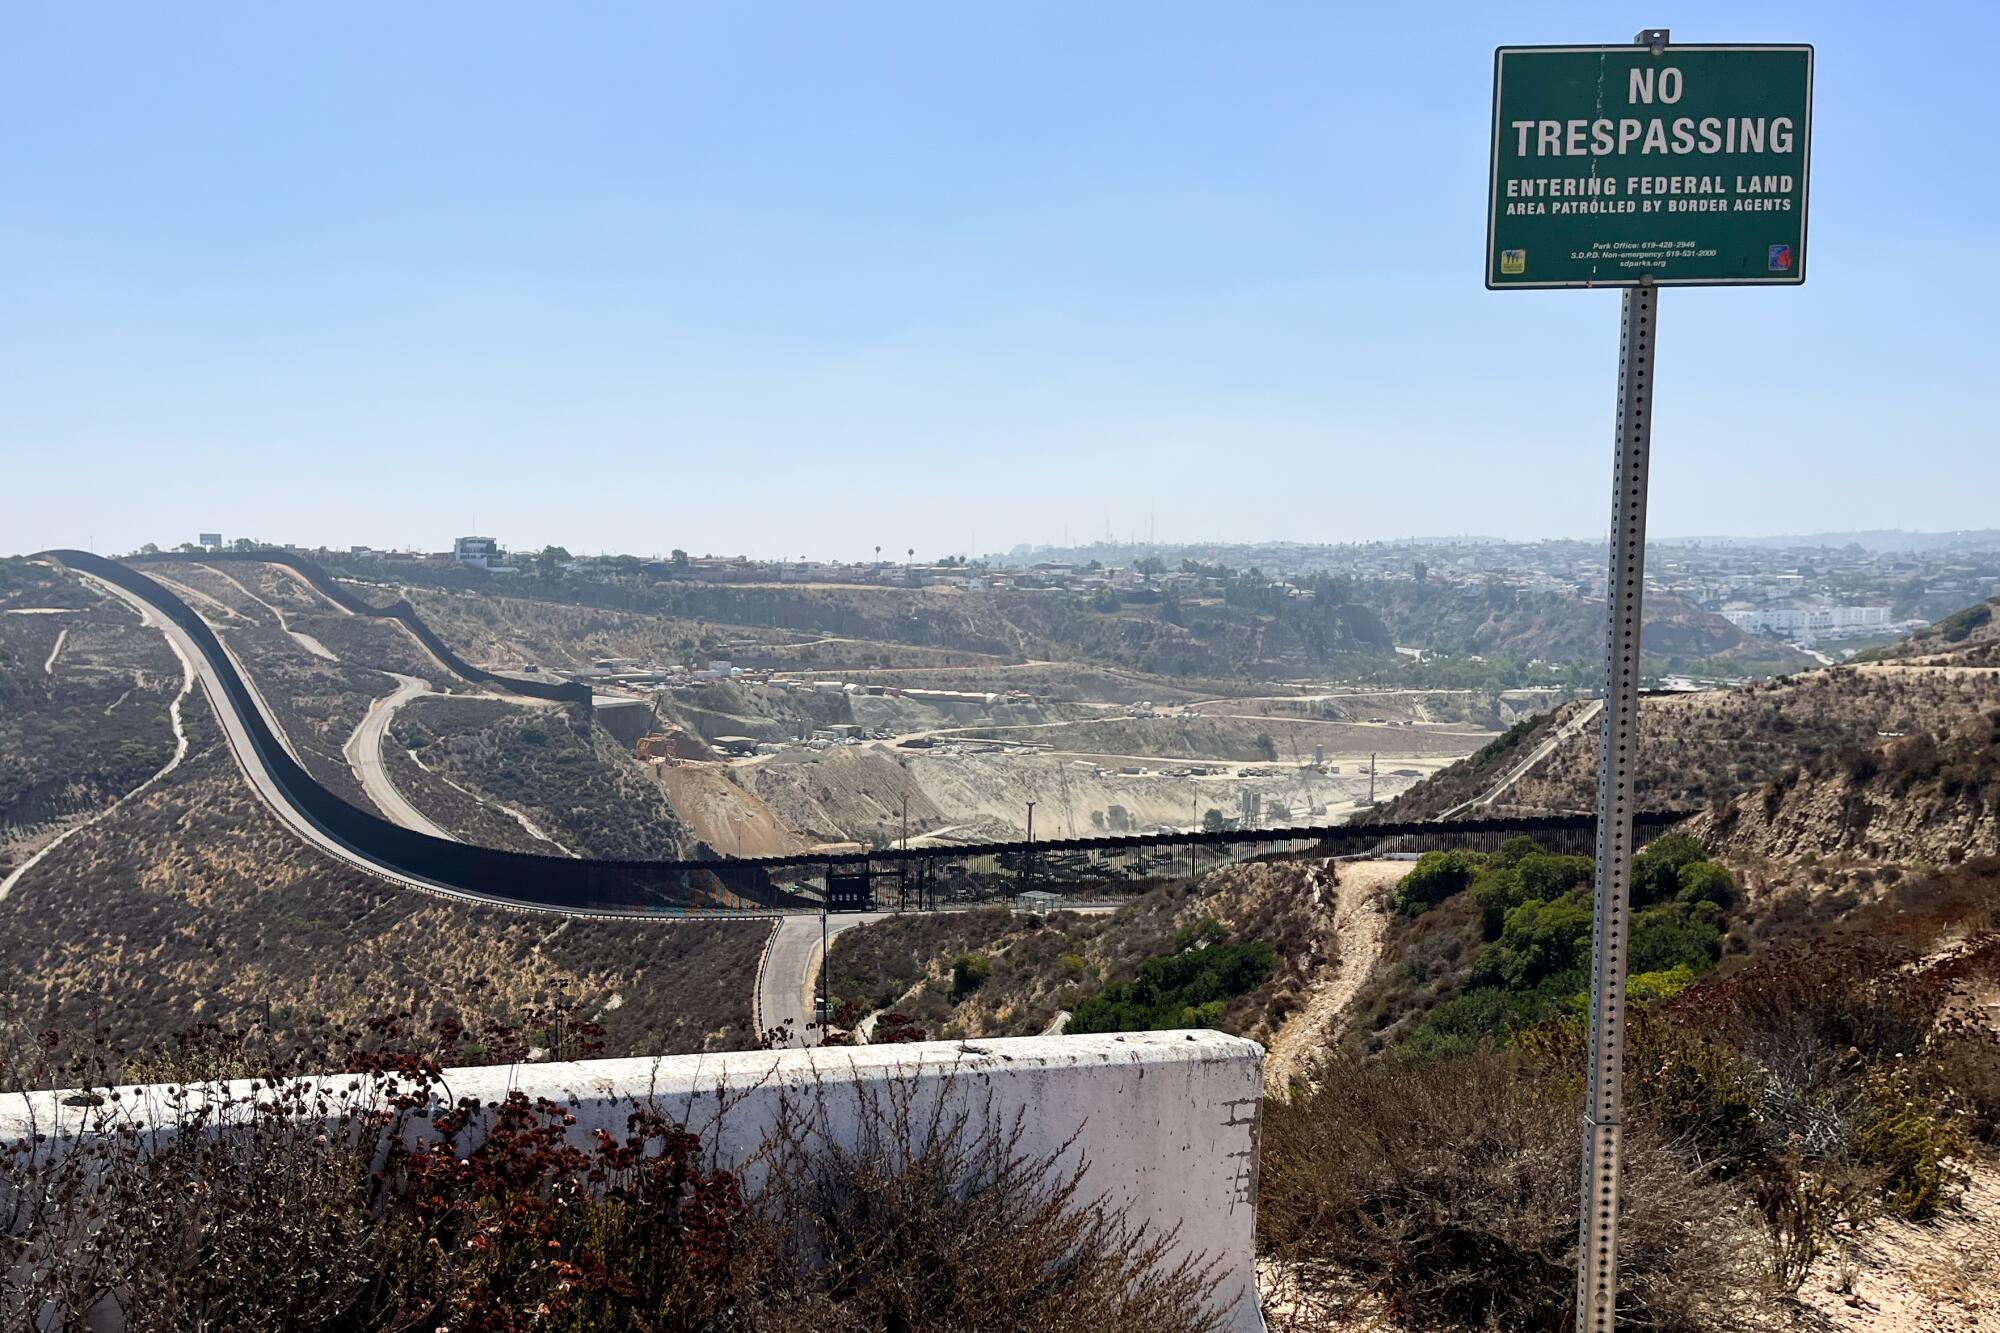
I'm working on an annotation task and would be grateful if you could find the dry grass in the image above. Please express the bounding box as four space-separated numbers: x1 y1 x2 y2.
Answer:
3 1037 1223 1333
0 694 769 1064
392 695 698 858
1383 664 2000 822
1259 1048 1760 1332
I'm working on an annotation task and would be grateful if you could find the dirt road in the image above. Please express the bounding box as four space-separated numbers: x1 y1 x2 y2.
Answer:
2 586 194 902
1262 858 1404 1093
343 673 455 839
1439 698 1604 818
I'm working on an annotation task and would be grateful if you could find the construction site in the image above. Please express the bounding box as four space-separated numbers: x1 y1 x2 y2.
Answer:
599 669 1562 857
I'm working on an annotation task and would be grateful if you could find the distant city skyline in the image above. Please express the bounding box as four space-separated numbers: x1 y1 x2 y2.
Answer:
88 525 2000 566
6 3 1995 560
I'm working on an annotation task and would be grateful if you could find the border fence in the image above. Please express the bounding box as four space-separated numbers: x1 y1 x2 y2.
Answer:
43 549 1689 918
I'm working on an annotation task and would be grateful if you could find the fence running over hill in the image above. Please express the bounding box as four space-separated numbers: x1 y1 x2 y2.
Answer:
123 548 592 705
41 550 1689 918
795 809 1689 911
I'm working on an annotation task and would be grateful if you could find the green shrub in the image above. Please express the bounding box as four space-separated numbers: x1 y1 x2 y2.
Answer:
1394 850 1479 915
1489 834 1544 868
1628 900 1724 976
1631 834 1706 907
1853 1067 1972 1220
1482 891 1594 990
1627 963 1700 1005
1398 987 1511 1060
1467 866 1528 940
1469 853 1593 940
1516 851 1593 899
949 953 992 1002
1070 925 1273 1035
1674 860 1737 909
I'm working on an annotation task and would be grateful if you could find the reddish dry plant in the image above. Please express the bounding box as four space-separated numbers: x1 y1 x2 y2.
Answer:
5 1009 1220 1333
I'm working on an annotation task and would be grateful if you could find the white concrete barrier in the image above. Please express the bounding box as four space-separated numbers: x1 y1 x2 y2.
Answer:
4 1031 1265 1331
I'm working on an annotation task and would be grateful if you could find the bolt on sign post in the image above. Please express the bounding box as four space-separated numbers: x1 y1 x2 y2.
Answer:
1485 30 1811 1332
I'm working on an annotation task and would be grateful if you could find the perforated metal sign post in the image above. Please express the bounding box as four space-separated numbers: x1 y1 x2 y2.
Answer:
1485 29 1810 1333
1488 40 1812 287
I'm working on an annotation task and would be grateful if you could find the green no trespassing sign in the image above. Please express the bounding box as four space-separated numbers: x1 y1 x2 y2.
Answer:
1487 44 1812 288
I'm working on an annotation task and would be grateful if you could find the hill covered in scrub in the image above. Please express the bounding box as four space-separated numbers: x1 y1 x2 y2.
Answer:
0 558 185 879
391 696 700 859
1357 579 1816 675
351 552 1829 684
373 564 1400 681
1378 654 2000 829
1856 593 2000 665
1690 704 2000 864
826 858 1371 1052
0 688 770 1061
1261 855 2000 1330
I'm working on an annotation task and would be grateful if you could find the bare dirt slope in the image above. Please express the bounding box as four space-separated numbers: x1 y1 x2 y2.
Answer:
729 749 947 846
1784 1163 2000 1332
657 765 806 858
939 714 1486 763
1262 859 1401 1094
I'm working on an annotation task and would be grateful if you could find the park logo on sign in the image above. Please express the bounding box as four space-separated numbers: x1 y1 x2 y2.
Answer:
1768 244 1792 271
1500 249 1526 275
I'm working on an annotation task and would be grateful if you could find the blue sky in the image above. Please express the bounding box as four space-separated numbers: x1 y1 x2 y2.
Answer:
2 3 1991 560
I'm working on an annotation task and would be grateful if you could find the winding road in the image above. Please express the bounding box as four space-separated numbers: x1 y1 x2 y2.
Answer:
343 672 454 839
755 901 1122 1046
65 569 751 920
754 911 889 1043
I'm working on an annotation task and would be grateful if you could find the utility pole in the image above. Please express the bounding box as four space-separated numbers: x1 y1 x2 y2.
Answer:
1190 794 1198 883
1368 752 1377 806
1024 800 1035 893
818 877 830 1036
899 792 909 911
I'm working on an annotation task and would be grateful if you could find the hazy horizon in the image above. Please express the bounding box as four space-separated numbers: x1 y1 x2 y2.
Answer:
6 3 1995 560
29 524 2000 567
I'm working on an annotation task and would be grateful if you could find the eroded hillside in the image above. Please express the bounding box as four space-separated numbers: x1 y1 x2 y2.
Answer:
0 690 769 1058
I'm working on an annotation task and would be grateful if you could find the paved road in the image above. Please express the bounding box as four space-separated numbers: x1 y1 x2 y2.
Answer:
756 903 1118 1046
755 912 888 1044
342 672 455 839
